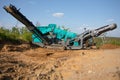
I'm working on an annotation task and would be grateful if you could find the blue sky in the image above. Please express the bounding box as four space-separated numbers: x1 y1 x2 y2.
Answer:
0 0 120 37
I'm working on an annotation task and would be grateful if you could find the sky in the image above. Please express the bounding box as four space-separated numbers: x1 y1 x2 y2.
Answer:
0 0 120 37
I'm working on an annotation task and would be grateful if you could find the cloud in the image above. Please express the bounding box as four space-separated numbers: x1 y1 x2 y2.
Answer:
106 19 114 22
52 13 64 18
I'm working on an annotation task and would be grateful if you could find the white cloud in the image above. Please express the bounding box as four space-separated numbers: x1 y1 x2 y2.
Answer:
52 13 64 18
106 19 114 22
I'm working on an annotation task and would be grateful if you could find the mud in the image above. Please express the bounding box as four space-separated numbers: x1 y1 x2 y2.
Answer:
0 44 120 80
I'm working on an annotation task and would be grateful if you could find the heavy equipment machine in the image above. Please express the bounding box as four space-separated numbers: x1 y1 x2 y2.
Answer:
3 4 117 49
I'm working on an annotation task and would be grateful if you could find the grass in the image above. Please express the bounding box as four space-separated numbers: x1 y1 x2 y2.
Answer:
94 37 120 48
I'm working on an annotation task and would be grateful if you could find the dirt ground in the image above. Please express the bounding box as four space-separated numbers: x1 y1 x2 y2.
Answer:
0 44 120 80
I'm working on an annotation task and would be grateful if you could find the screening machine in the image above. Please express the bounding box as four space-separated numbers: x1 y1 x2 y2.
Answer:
4 4 117 49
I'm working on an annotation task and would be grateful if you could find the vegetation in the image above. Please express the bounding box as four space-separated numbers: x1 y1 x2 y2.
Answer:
0 26 32 43
94 37 120 48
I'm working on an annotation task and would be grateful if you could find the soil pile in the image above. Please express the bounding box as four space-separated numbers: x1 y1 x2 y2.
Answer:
100 44 119 49
0 44 120 80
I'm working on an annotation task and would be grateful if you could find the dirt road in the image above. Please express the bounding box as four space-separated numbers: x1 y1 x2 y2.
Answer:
0 44 120 80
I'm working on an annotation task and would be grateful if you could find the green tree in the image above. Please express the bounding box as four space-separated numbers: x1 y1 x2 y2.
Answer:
19 27 32 42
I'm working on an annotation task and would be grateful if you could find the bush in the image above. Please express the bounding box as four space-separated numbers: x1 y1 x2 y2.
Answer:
94 37 120 48
0 26 32 43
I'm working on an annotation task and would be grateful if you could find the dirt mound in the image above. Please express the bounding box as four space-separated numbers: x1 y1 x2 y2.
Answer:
0 51 66 80
1 44 31 52
0 44 120 80
100 44 120 49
